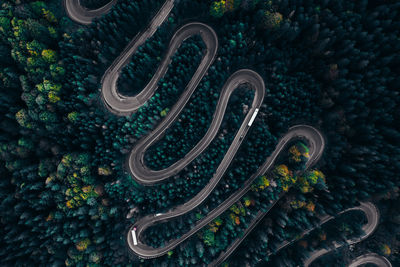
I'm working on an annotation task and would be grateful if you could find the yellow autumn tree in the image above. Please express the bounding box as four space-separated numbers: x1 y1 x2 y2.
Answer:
67 111 79 122
98 166 112 176
289 145 302 162
275 164 290 178
48 90 60 103
243 196 252 207
262 11 283 29
381 244 391 256
15 109 32 129
306 202 315 212
76 238 91 251
42 8 57 23
41 49 57 63
210 1 226 17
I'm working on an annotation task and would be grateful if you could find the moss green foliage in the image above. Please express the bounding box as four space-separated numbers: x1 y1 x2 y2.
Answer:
210 0 259 17
0 0 399 266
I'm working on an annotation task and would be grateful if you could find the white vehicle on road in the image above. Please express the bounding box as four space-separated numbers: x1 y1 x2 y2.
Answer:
131 228 138 246
247 108 259 127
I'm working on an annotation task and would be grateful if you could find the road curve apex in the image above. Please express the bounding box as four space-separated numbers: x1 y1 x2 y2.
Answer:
64 0 117 25
304 201 380 267
127 67 265 185
127 123 326 259
101 22 218 115
348 253 392 267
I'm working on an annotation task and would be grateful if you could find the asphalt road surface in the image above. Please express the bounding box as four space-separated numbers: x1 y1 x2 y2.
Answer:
213 201 383 267
128 68 263 184
210 125 325 266
348 253 392 267
101 0 176 115
65 0 329 261
64 0 117 25
304 201 380 267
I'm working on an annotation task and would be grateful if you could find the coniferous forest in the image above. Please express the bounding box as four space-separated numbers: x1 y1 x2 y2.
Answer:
0 0 399 266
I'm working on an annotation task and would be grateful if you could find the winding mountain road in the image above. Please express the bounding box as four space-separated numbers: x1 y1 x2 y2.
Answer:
127 125 324 258
65 0 385 263
213 201 382 267
63 0 117 25
101 0 176 115
128 68 263 184
210 125 325 266
64 0 329 262
303 201 380 267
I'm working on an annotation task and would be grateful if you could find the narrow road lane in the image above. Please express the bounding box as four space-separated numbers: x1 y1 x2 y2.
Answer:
101 0 176 115
304 201 380 267
63 0 117 25
348 253 392 267
212 201 381 266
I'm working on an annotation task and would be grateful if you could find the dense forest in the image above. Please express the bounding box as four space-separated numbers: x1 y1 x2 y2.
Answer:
80 0 111 10
0 0 399 266
253 190 400 267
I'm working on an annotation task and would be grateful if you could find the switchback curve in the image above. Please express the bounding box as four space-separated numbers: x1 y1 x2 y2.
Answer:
64 0 327 262
304 201 380 267
101 0 178 115
63 0 117 25
210 125 325 266
348 253 392 267
129 69 264 184
127 125 324 259
212 201 380 266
